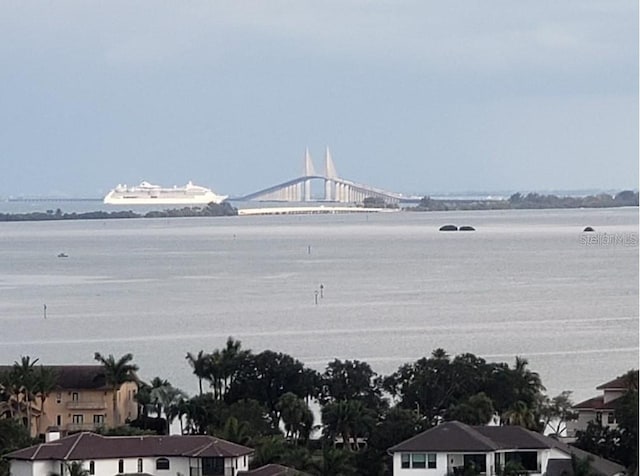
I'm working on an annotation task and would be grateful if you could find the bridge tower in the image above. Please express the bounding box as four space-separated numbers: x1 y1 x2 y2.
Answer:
324 147 337 201
303 148 316 202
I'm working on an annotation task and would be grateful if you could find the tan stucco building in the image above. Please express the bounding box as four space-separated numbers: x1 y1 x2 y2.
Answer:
0 365 138 437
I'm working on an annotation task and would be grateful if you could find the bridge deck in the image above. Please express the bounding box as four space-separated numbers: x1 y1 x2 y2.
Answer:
237 206 397 216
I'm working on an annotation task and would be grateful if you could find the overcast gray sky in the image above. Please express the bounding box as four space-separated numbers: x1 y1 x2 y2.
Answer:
0 1 637 197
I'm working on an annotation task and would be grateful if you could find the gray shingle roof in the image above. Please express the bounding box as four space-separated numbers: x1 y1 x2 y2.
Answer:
6 433 253 460
388 421 499 453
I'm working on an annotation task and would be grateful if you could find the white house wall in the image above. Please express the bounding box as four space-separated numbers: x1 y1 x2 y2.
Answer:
8 460 34 476
12 455 248 476
392 452 448 476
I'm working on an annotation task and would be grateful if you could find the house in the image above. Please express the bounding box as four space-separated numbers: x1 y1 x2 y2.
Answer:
0 365 138 437
387 420 626 476
238 464 310 475
566 375 631 437
5 431 252 476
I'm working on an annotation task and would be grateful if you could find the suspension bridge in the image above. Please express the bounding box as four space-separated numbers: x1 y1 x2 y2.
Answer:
233 149 421 205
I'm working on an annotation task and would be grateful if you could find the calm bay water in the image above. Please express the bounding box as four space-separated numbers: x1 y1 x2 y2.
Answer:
0 207 637 403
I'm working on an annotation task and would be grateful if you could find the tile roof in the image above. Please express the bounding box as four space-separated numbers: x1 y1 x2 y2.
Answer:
238 464 311 476
572 396 619 410
388 421 499 453
550 439 627 476
596 375 632 391
6 433 252 461
0 365 113 390
474 426 553 450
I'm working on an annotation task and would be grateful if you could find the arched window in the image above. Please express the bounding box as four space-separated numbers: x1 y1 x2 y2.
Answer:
137 459 143 473
118 459 124 473
89 461 95 475
156 458 170 470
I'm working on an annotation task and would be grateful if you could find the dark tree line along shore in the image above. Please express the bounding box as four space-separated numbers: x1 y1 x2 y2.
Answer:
1 341 638 476
0 202 237 222
414 190 639 211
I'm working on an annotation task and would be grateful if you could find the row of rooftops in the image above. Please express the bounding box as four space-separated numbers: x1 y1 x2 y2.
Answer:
6 421 626 476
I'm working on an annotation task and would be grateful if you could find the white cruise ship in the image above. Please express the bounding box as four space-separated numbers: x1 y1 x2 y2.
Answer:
104 181 228 205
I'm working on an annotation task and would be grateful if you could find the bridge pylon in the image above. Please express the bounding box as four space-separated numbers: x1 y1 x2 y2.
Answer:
303 148 316 201
324 147 337 201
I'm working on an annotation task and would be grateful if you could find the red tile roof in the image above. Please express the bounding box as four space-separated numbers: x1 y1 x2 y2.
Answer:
6 433 252 461
596 375 633 391
573 396 619 410
0 365 120 391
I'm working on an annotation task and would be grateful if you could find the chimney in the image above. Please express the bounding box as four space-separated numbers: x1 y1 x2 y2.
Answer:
45 427 62 442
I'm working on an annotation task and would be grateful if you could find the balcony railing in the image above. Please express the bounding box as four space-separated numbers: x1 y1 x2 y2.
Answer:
66 401 107 410
66 422 101 432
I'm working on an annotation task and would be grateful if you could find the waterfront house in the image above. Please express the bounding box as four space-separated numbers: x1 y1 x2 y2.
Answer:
387 420 625 476
5 432 252 476
0 365 138 437
566 375 631 438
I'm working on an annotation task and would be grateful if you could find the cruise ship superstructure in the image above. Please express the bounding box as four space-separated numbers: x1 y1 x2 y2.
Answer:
104 181 227 205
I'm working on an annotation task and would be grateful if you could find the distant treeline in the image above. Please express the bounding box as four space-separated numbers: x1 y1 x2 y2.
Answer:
413 190 639 211
0 202 238 222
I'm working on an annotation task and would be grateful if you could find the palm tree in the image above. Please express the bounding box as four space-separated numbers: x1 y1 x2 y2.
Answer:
13 356 39 432
502 400 537 430
322 400 374 451
33 366 58 435
220 337 249 398
94 352 139 427
185 351 209 396
149 379 188 434
219 416 251 445
278 392 314 444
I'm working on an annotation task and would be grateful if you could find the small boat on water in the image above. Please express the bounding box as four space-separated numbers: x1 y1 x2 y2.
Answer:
57 253 68 258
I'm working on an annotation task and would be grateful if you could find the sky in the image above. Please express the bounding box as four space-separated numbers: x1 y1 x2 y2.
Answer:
0 1 637 198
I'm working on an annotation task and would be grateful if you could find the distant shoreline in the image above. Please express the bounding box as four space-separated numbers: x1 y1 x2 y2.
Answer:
0 191 638 222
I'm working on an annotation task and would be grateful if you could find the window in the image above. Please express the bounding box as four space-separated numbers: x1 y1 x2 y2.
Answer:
202 457 224 476
464 454 487 473
118 460 124 474
72 414 83 424
93 414 105 424
505 452 537 472
428 453 437 469
596 412 602 423
89 462 95 475
72 392 79 401
56 415 62 426
607 413 615 424
138 459 143 472
156 458 170 470
412 453 426 469
401 453 410 468
56 393 62 404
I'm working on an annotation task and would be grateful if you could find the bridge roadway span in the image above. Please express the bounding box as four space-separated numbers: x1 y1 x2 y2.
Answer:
233 175 421 205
